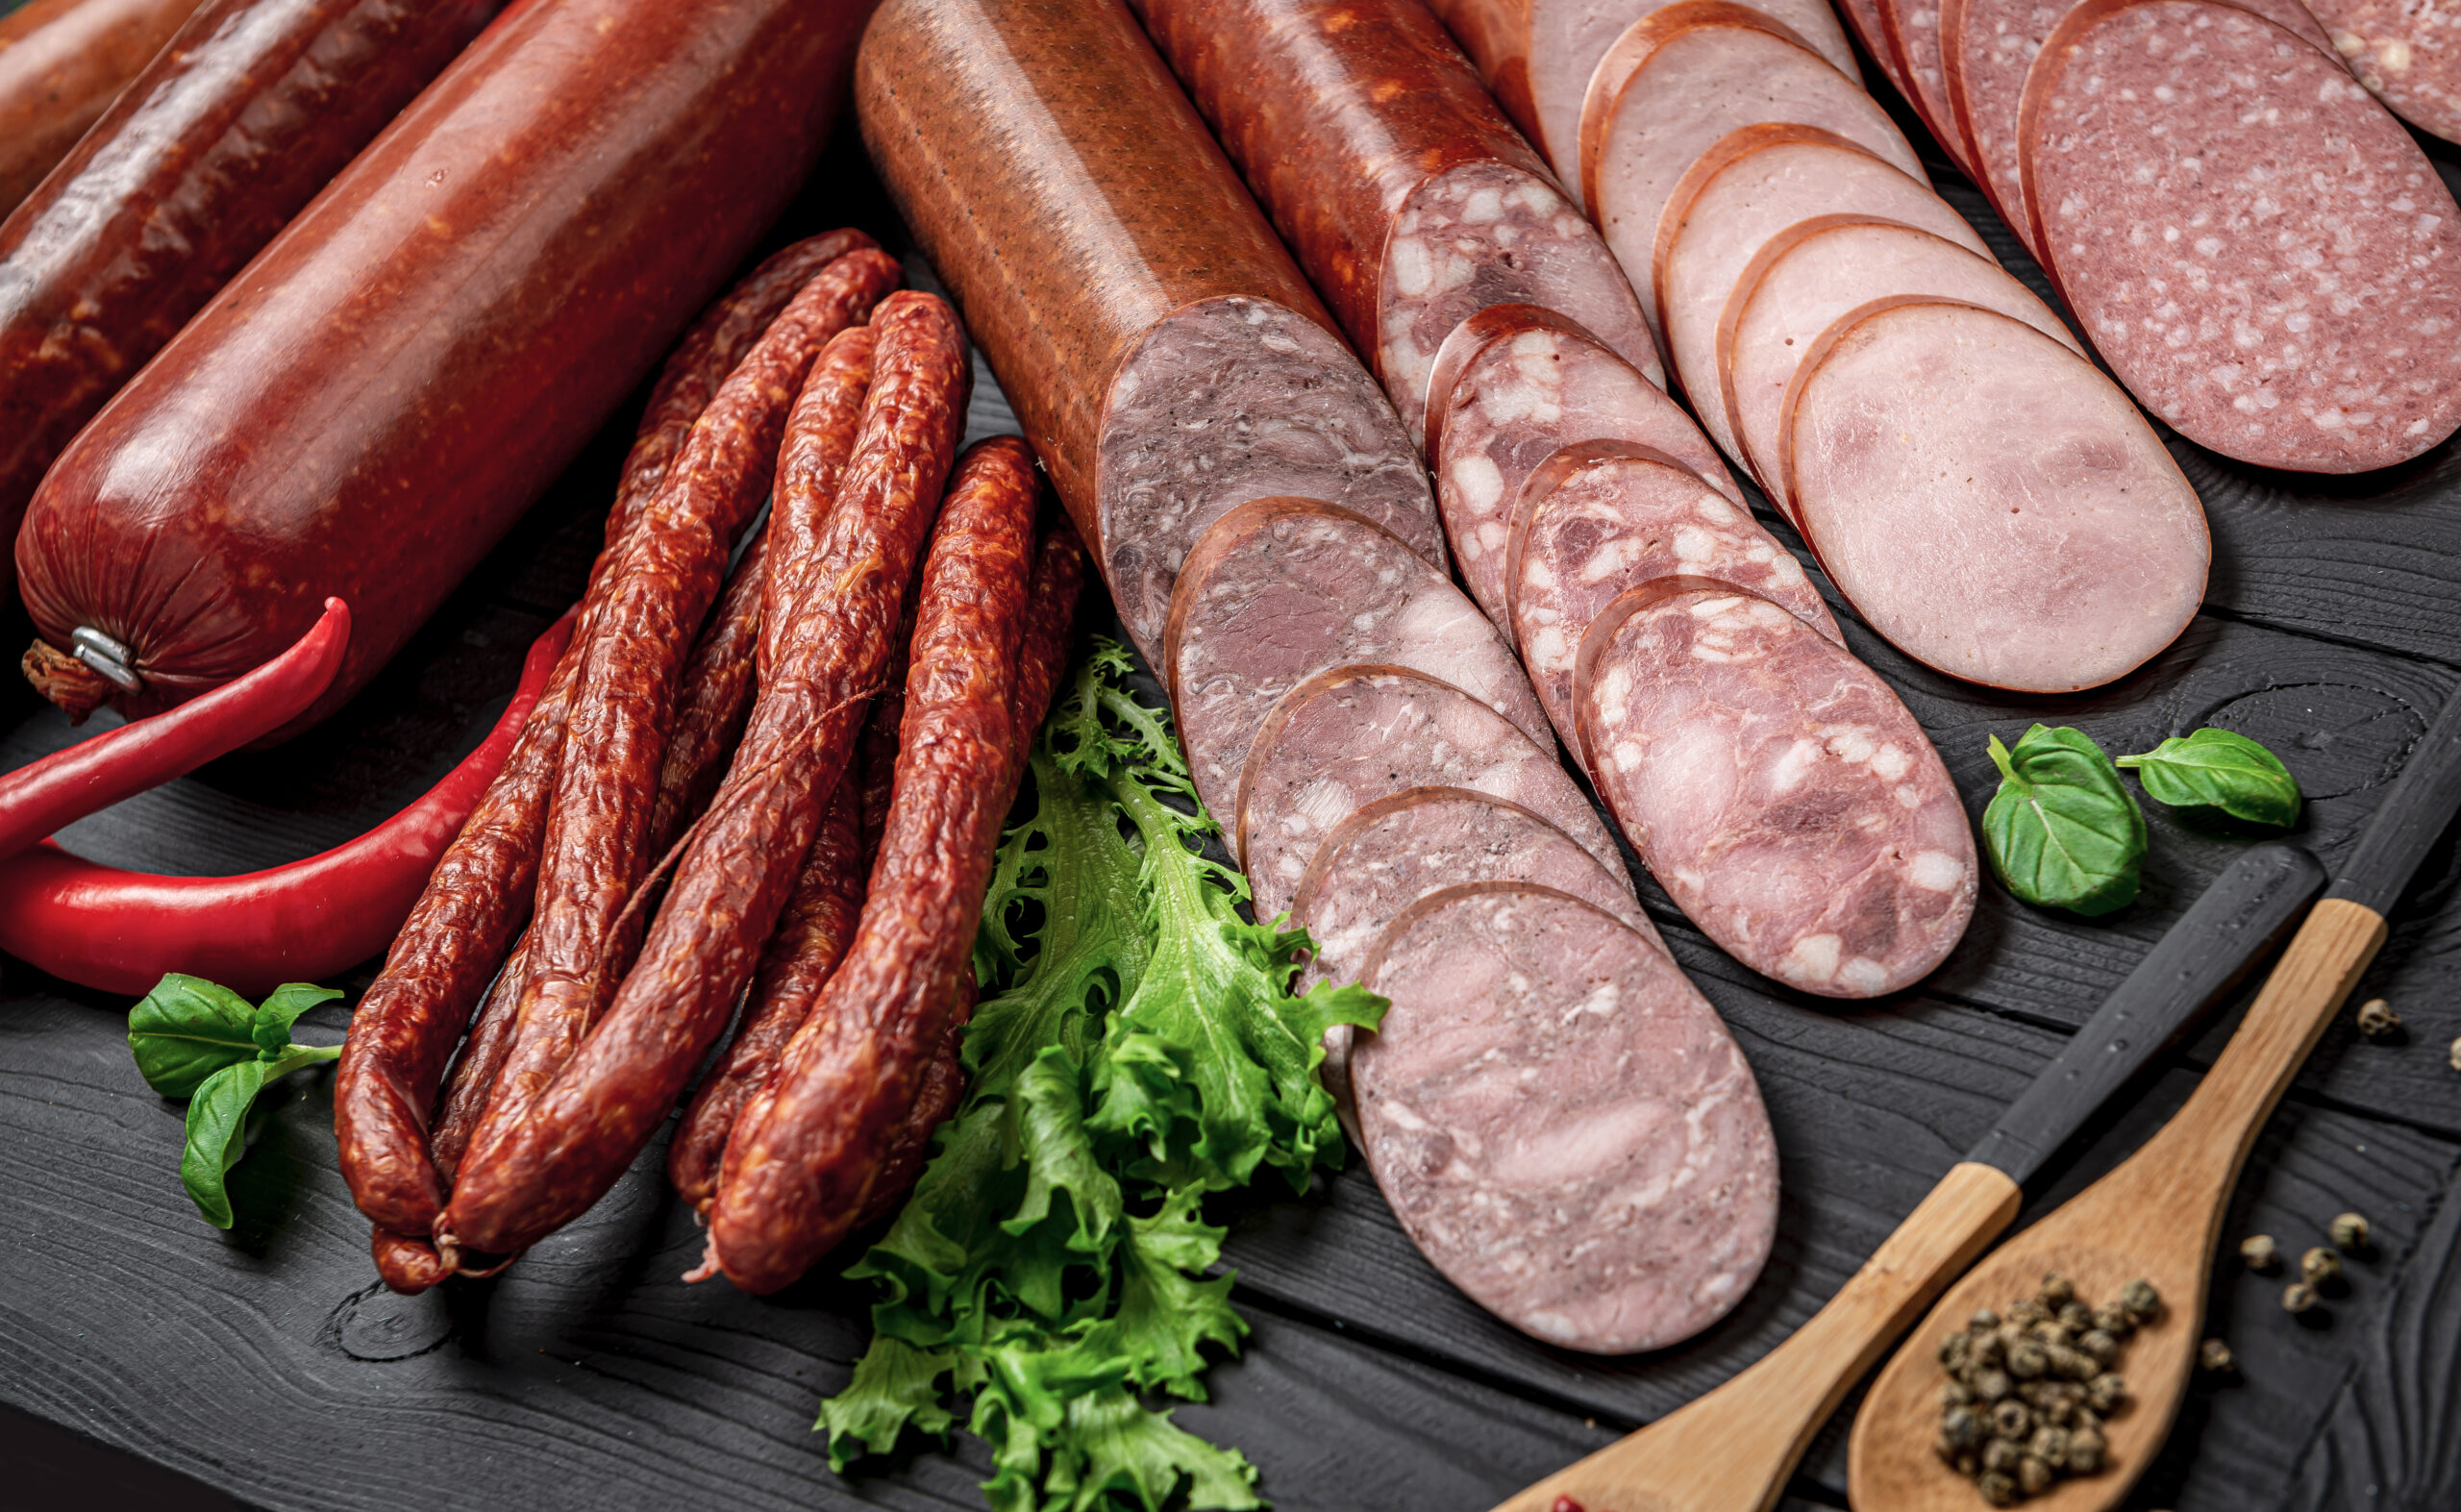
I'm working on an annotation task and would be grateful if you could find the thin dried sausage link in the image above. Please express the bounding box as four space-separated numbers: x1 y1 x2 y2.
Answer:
705 434 1044 1295
439 290 967 1259
450 251 903 1214
334 238 882 1243
425 928 534 1186
857 593 918 866
761 325 881 680
645 526 774 858
371 1225 455 1295
667 765 869 1214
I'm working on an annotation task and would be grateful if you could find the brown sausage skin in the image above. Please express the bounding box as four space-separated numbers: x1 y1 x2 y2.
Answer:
706 437 1045 1296
17 0 872 731
334 239 881 1248
439 292 967 1260
644 527 774 859
858 0 1434 665
758 324 880 681
0 0 202 214
0 0 510 597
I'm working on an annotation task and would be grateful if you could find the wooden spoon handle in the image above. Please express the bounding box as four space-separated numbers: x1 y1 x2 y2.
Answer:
1492 1162 2021 1512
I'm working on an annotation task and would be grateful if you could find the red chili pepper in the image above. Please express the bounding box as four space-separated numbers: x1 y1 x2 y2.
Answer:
0 609 575 997
0 598 353 861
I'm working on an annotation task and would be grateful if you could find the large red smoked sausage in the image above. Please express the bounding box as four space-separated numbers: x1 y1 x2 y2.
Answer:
1129 0 1657 447
0 0 202 214
0 0 509 597
856 0 1438 667
16 0 876 731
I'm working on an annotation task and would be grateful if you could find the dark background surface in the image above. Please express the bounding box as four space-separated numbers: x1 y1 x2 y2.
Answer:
5 19 2461 1512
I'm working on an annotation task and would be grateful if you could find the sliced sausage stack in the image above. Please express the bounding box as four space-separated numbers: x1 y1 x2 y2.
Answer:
863 0 1778 1353
1897 0 2461 471
1136 0 1977 999
1426 0 2215 693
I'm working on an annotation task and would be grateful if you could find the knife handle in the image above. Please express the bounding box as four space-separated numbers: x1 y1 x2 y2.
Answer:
1966 842 2323 1187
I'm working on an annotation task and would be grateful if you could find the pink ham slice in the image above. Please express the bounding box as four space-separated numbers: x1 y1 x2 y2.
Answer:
1575 579 1976 996
1579 9 1922 330
2020 0 2461 472
1723 215 2076 511
1236 663 1620 924
1946 0 2336 249
1165 495 1553 830
1426 304 1735 625
1653 125 1987 460
1355 880 1778 1352
1780 297 2207 691
1508 439 1838 755
1380 159 1659 449
1291 784 1653 1128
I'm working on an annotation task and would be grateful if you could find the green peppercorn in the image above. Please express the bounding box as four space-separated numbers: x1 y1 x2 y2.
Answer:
2449 1034 2460 1074
1993 1400 2032 1440
2092 1301 2134 1338
2032 1321 2072 1351
2240 1233 2281 1274
2199 1338 2239 1377
2085 1374 2128 1414
1934 1433 1961 1466
1976 1470 2018 1507
2356 997 2400 1038
1971 1307 2001 1331
2009 1299 2051 1328
1970 1329 2006 1369
2042 1392 2076 1427
2284 1280 2320 1315
2006 1339 2049 1380
2120 1277 2162 1322
2041 1273 2075 1308
2057 1301 2094 1333
2073 1406 2101 1436
2018 1454 2054 1496
2031 1425 2071 1461
2069 1427 2107 1475
1974 1368 2013 1402
1943 1404 1985 1450
1941 1329 1973 1369
1983 1439 2021 1475
1944 1378 1975 1408
2301 1247 2343 1287
2331 1212 2370 1253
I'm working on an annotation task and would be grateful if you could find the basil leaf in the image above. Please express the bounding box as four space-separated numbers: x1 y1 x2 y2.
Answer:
1983 725 2147 917
180 1060 269 1229
2117 727 2301 828
128 974 262 1098
251 981 343 1056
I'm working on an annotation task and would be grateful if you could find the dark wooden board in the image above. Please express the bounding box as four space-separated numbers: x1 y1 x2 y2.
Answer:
5 77 2461 1512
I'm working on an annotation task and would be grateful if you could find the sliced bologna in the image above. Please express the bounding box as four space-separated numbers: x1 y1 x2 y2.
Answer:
2305 0 2461 143
1420 0 1859 203
2020 0 2461 472
1723 215 2078 509
1132 0 1657 449
1653 125 1990 459
1508 440 1838 752
1236 664 1620 924
1355 881 1778 1352
1165 495 1553 830
1576 581 1976 996
1428 304 1736 624
1946 0 2336 251
1289 784 1653 1126
1579 5 1923 324
1782 298 2207 690
1875 0 1978 174
858 0 1437 669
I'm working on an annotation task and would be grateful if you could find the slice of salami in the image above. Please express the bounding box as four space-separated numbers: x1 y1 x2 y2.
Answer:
1579 7 1923 320
1575 580 1976 996
1355 880 1778 1352
1722 215 2076 508
1235 664 1618 924
1508 440 1838 754
1427 304 1736 623
2306 0 2461 143
1165 495 1553 831
2020 0 2461 471
1875 0 1978 173
1781 298 2207 690
1653 125 1990 459
1947 0 2336 244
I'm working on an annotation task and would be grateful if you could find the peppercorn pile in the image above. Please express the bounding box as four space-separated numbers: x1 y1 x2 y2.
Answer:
1933 1274 2161 1506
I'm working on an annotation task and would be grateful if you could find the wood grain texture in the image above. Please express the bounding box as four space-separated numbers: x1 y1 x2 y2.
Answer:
3 117 2461 1512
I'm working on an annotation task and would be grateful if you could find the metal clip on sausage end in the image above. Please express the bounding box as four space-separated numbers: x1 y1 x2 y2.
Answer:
68 626 142 693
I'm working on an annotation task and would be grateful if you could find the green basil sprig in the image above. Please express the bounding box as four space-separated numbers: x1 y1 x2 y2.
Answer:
1983 725 2147 917
2117 727 2301 828
129 975 342 1228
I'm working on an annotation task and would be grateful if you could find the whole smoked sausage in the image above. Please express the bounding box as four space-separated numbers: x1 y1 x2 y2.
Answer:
18 0 875 730
857 0 1436 666
0 0 201 213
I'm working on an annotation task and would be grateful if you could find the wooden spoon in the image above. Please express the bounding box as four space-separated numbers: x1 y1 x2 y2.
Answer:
1487 842 2324 1512
1850 693 2461 1512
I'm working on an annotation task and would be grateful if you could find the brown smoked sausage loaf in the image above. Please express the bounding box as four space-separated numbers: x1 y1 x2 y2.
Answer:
1130 0 1657 446
17 0 875 730
857 0 1437 666
0 0 201 214
0 0 510 604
